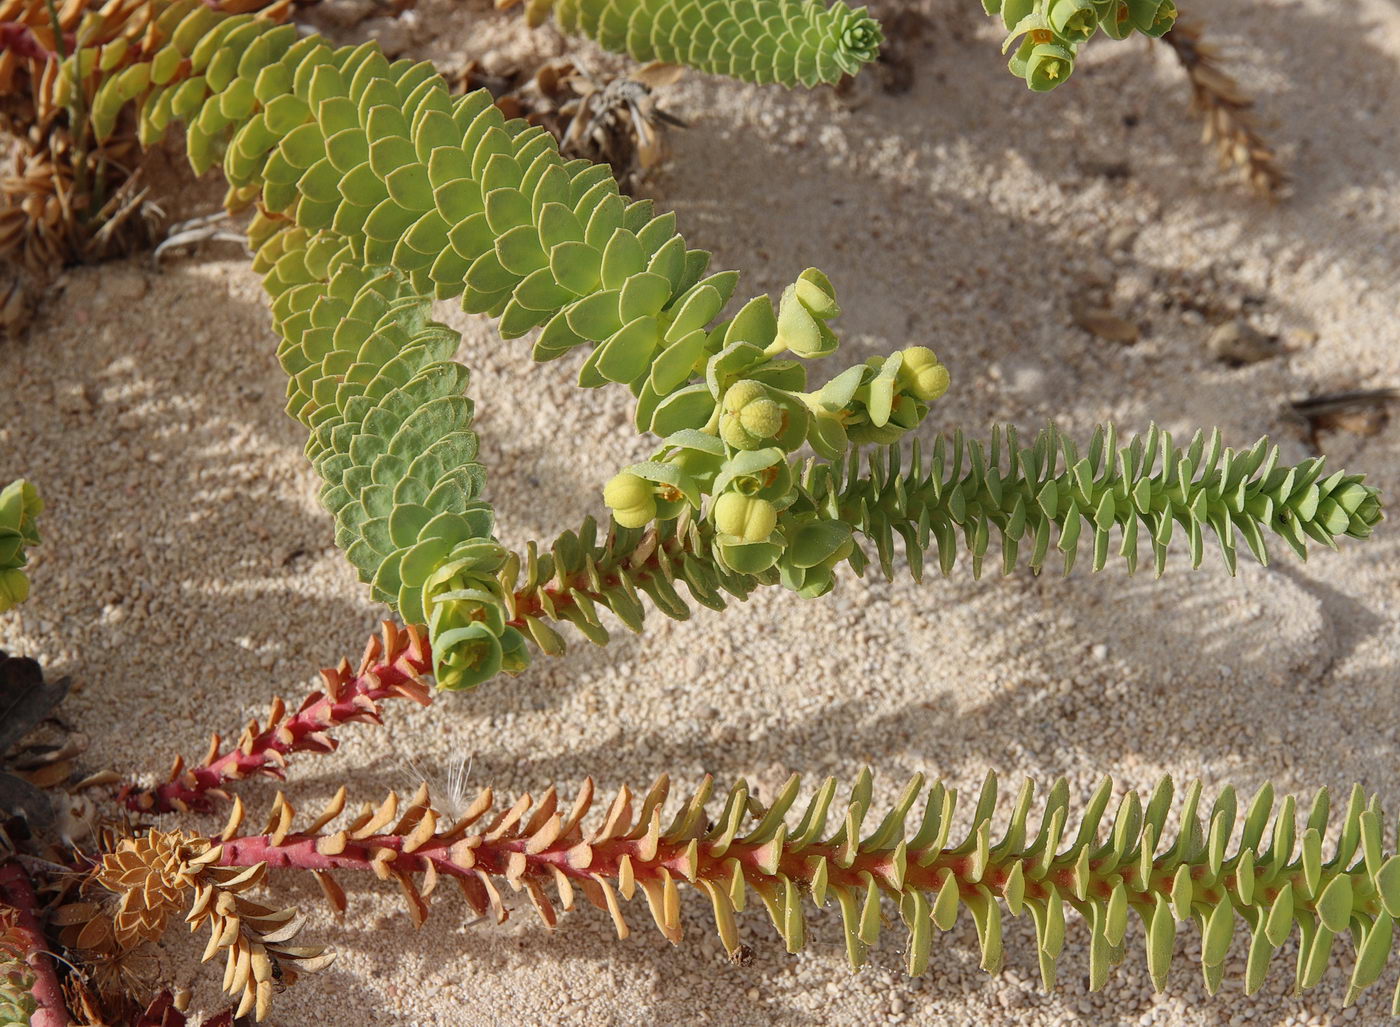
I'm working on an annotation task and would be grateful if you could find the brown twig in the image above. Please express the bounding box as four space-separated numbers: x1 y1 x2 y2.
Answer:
0 859 71 1027
122 622 434 815
1163 16 1289 198
1291 387 1400 417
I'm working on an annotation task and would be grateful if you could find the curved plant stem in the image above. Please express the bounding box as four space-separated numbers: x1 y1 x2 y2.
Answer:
122 622 433 814
0 859 71 1027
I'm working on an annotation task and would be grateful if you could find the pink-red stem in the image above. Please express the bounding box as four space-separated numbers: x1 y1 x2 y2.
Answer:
0 860 72 1027
123 623 433 814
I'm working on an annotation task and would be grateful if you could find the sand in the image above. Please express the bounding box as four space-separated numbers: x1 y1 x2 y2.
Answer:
2 0 1399 1022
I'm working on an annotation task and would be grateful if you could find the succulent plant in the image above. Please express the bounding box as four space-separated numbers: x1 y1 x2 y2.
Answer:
0 1 1383 1022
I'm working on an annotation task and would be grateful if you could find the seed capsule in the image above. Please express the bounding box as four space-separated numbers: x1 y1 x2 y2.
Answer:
714 493 778 543
603 472 658 529
897 347 951 402
720 380 783 450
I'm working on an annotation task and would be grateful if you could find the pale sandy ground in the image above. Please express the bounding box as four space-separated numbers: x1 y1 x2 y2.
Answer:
2 0 1400 1023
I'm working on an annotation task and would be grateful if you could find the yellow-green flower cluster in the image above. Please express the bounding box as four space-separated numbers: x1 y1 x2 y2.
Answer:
603 269 951 594
984 0 1178 91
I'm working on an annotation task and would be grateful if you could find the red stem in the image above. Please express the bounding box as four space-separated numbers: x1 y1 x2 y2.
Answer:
0 23 66 60
0 860 72 1027
122 622 433 814
210 831 1113 903
211 826 1338 933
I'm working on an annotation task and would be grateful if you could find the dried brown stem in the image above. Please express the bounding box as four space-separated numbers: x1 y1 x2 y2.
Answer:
122 622 434 815
0 859 72 1027
1163 17 1289 198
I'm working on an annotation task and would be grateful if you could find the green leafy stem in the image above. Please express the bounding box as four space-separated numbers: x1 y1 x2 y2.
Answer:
213 770 1400 1011
496 421 1383 655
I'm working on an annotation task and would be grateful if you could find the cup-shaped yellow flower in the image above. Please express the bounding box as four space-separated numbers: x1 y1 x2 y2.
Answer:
1127 0 1177 36
1048 0 1099 43
1026 43 1075 91
1098 0 1134 39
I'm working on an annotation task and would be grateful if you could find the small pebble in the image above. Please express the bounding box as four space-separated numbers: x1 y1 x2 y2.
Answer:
1207 321 1277 365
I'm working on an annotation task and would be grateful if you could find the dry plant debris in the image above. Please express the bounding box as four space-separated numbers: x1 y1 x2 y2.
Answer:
0 0 295 335
452 58 684 192
1162 16 1289 198
58 828 332 1021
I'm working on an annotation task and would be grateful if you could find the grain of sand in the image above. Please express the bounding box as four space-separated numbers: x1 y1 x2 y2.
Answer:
2 0 1399 1023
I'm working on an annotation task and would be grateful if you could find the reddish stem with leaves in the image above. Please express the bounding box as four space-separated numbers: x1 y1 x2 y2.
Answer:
122 622 434 814
0 860 71 1027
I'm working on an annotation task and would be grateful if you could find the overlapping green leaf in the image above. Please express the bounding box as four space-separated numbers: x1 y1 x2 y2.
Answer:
251 225 521 690
515 0 883 86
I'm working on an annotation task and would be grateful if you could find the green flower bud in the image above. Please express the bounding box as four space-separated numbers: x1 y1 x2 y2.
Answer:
0 568 29 612
720 380 784 450
794 268 840 319
897 346 951 402
774 269 841 358
1026 42 1074 91
422 541 527 690
603 472 658 529
1048 0 1098 43
714 492 778 543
